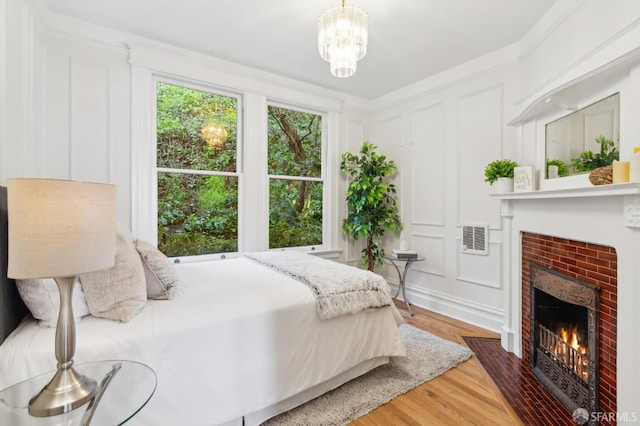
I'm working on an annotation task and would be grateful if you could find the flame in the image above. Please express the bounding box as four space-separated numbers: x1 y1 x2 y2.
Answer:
559 326 587 354
546 324 589 380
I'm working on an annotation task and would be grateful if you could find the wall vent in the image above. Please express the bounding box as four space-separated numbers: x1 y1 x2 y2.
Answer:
461 224 488 255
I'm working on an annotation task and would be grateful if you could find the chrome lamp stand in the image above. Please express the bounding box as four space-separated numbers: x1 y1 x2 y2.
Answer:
28 276 96 416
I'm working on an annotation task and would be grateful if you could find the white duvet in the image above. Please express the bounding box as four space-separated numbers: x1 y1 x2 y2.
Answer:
0 258 406 425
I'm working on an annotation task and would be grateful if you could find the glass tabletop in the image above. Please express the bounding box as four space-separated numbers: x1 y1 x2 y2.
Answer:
384 254 425 262
0 360 156 426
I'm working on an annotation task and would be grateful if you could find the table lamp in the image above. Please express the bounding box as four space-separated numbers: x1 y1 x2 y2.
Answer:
7 178 116 417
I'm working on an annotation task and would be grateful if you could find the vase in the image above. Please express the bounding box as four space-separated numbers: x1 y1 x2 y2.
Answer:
493 177 514 193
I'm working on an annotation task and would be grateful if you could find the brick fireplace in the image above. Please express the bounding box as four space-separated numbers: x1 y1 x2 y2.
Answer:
495 188 640 422
521 232 617 424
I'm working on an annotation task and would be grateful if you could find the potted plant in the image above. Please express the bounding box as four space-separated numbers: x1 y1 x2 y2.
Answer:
341 142 402 271
570 135 618 172
484 159 518 192
545 158 570 178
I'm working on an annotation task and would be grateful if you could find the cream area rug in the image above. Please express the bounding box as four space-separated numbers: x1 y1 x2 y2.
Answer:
264 324 474 426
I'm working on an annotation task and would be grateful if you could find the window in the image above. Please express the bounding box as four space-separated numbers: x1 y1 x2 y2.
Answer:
267 105 324 249
156 82 240 257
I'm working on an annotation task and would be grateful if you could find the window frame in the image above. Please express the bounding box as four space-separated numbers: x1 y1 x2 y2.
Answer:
266 100 328 252
131 63 341 262
153 76 244 262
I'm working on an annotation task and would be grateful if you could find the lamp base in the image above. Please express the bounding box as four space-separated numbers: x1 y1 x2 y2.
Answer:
28 366 97 417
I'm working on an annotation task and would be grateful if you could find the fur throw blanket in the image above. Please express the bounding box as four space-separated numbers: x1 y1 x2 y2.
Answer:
243 251 392 320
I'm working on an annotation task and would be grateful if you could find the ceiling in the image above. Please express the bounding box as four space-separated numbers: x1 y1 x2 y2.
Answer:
45 0 557 99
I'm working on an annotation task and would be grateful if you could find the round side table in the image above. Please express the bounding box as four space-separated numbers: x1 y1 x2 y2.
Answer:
384 254 425 316
0 360 156 426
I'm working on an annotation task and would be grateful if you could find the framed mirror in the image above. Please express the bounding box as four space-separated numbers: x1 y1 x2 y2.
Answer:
545 93 619 178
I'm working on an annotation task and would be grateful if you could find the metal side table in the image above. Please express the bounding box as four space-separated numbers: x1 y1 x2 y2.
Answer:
384 254 425 316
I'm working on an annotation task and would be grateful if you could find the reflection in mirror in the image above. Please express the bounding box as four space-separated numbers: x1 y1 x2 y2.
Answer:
545 93 619 178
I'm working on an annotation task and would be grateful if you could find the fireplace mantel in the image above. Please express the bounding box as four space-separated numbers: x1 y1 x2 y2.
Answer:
490 182 640 200
493 183 640 229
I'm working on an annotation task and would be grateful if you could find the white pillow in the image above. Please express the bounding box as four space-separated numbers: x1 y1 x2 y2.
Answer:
80 228 147 322
134 239 178 300
16 278 90 327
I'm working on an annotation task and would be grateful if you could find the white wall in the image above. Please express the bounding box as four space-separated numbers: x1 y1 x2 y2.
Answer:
360 0 640 334
366 51 521 332
0 0 46 184
45 36 132 224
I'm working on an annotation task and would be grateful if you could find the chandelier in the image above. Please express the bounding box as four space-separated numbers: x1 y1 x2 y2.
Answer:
318 0 368 78
201 123 227 150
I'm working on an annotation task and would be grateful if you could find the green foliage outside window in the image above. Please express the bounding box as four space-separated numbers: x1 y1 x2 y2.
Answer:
267 106 323 249
156 84 325 256
156 83 238 257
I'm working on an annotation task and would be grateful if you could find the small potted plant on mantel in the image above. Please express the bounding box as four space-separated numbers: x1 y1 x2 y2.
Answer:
484 159 519 193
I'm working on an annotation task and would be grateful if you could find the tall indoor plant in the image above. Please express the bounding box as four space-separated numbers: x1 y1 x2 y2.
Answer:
341 142 402 271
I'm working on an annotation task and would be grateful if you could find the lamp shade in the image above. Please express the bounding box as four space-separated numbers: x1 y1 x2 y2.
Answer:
7 178 117 279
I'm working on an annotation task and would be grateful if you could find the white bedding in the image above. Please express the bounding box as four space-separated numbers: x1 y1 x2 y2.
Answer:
0 258 406 425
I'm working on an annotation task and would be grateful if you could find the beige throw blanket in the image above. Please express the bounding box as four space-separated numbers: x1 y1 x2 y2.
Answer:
243 251 392 320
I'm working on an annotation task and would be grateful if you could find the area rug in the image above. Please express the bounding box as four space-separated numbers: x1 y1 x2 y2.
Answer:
264 324 473 426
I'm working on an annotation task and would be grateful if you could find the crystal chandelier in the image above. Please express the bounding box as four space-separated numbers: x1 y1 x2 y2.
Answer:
201 123 228 150
318 0 368 78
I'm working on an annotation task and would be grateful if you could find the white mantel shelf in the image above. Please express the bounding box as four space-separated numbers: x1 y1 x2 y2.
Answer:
490 182 640 200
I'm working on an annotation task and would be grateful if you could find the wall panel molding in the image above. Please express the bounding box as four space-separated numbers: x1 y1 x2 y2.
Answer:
456 239 502 289
410 232 445 277
376 114 401 147
456 84 505 231
0 0 7 184
409 102 446 226
69 57 110 182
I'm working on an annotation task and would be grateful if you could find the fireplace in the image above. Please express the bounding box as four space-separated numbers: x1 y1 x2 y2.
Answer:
530 264 599 421
520 232 617 426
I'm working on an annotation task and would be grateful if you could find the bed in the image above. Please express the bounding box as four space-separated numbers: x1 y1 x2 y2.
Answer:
0 186 406 425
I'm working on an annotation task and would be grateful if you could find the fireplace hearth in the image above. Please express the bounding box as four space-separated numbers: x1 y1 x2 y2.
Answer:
530 264 599 424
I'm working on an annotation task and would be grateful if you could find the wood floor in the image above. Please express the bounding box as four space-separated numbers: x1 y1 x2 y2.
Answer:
351 302 523 426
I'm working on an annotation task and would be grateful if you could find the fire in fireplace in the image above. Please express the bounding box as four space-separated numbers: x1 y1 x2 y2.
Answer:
530 265 599 423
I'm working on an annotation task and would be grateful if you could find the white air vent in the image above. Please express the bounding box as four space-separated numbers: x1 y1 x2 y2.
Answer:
461 224 488 255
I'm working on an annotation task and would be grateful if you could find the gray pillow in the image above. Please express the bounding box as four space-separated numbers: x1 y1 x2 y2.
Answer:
134 239 177 300
79 229 147 322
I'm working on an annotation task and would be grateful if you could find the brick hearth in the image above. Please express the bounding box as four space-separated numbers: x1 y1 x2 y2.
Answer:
521 232 617 425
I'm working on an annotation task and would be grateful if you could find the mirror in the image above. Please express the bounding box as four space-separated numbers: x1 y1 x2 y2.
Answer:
545 93 619 178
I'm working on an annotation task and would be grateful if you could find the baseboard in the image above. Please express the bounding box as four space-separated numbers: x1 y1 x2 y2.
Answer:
390 281 504 334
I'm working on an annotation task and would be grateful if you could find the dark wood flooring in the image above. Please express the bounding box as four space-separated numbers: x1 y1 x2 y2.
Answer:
463 337 576 425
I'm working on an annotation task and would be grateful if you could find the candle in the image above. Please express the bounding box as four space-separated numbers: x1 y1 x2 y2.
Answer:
631 149 640 182
612 160 630 183
547 165 559 179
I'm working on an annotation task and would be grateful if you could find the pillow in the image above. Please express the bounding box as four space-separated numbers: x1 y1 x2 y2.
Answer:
134 239 177 300
16 278 90 327
79 228 147 322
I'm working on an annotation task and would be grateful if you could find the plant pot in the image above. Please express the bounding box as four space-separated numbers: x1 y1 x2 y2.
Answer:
493 177 514 193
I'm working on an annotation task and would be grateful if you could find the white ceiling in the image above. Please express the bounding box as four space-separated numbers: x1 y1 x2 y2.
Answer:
45 0 557 99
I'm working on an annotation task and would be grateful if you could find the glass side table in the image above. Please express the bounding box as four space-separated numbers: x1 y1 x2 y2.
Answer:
384 254 425 316
0 360 156 426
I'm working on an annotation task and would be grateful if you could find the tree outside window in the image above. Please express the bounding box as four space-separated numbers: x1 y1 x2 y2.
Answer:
267 105 323 249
